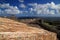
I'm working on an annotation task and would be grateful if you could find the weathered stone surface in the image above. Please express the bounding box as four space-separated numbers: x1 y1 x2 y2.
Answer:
0 32 57 40
0 17 57 40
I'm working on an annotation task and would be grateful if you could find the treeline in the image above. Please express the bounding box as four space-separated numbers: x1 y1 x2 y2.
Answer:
36 20 60 40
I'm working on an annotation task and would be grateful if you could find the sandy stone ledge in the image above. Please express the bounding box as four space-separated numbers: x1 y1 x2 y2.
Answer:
0 17 57 40
0 32 57 40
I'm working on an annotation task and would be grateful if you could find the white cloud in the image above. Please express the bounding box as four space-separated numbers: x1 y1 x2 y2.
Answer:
19 4 26 8
4 8 20 14
28 2 60 15
0 9 2 14
29 8 34 13
0 2 60 16
51 2 55 6
19 0 24 2
0 3 10 8
28 3 37 6
50 10 55 14
0 3 21 14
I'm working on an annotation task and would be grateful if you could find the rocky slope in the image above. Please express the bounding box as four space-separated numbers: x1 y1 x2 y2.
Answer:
0 17 57 40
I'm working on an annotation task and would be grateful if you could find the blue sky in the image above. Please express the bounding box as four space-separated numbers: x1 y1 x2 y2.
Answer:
0 0 60 7
0 0 60 4
0 0 60 17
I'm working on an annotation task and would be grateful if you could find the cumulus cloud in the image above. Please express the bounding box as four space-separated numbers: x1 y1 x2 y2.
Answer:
0 9 3 14
19 4 26 8
28 3 37 6
29 8 34 13
0 3 21 14
0 2 60 17
19 0 24 2
28 2 60 15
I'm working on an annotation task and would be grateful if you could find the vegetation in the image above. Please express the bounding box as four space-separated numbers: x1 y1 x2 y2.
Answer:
37 20 60 40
